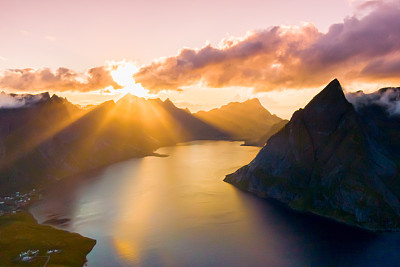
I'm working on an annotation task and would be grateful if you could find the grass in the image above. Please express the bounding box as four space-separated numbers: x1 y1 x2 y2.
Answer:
0 211 96 266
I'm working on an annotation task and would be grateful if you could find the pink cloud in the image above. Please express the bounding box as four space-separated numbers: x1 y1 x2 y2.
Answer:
133 2 400 92
0 66 122 92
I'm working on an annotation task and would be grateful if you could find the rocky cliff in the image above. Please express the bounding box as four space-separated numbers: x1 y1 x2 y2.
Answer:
225 79 400 231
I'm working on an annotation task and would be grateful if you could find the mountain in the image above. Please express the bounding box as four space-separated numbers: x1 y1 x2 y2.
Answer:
0 93 229 194
225 79 400 231
0 94 79 193
116 94 228 146
195 99 282 141
243 119 288 146
0 91 51 109
0 93 158 194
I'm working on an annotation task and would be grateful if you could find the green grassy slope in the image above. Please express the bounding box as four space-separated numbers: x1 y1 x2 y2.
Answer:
0 212 96 266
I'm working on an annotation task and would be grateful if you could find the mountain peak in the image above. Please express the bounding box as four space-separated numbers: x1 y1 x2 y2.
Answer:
244 98 262 105
298 79 354 146
116 94 149 106
163 98 176 108
37 92 51 100
225 79 400 231
118 93 140 101
305 79 347 110
48 94 66 103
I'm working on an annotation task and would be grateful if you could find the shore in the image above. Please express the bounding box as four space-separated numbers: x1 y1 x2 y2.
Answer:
0 188 96 266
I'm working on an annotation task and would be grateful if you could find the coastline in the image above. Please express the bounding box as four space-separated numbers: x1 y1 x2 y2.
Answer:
224 174 400 233
0 210 96 266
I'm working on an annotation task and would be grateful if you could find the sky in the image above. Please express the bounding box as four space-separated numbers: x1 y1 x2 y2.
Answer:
1 0 399 118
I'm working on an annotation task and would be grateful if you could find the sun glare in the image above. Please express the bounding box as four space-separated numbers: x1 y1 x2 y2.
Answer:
110 61 149 98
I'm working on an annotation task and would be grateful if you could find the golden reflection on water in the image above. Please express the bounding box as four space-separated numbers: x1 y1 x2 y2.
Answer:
107 141 260 265
32 141 264 266
112 157 158 262
31 141 400 266
113 237 140 265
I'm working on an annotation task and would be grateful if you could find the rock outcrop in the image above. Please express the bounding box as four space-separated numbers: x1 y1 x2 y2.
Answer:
225 79 400 231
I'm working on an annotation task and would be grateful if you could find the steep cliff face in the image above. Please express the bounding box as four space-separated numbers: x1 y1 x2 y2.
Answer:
225 79 400 231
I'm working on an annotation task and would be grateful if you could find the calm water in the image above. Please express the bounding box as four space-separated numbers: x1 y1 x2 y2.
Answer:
31 141 400 267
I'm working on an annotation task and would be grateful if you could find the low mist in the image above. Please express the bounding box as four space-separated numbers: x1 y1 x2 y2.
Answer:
346 87 400 116
0 92 48 108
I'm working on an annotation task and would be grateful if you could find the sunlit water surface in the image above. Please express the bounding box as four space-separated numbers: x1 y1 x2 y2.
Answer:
31 141 400 266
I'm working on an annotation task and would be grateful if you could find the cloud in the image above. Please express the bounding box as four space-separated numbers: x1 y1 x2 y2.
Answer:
346 87 400 116
360 54 400 79
0 92 49 108
133 2 400 92
0 66 122 92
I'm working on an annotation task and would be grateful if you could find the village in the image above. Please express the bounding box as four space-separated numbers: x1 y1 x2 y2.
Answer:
0 189 67 265
0 188 40 216
18 248 62 265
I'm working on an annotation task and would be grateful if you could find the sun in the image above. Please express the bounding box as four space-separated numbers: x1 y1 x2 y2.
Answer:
111 62 138 87
110 61 149 97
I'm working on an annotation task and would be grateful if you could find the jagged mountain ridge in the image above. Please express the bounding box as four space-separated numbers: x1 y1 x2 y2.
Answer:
116 94 228 145
0 92 278 194
0 93 227 193
225 79 400 231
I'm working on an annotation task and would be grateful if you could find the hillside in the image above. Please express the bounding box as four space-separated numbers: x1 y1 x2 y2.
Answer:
195 99 282 141
225 79 400 231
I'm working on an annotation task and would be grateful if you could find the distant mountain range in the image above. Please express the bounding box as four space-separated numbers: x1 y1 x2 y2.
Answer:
196 98 282 141
242 119 288 147
225 79 400 231
0 93 281 194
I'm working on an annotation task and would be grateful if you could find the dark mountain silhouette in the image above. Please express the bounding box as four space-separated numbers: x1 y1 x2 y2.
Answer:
0 93 229 194
0 94 159 194
225 79 400 231
195 98 282 142
116 94 228 146
243 119 288 146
